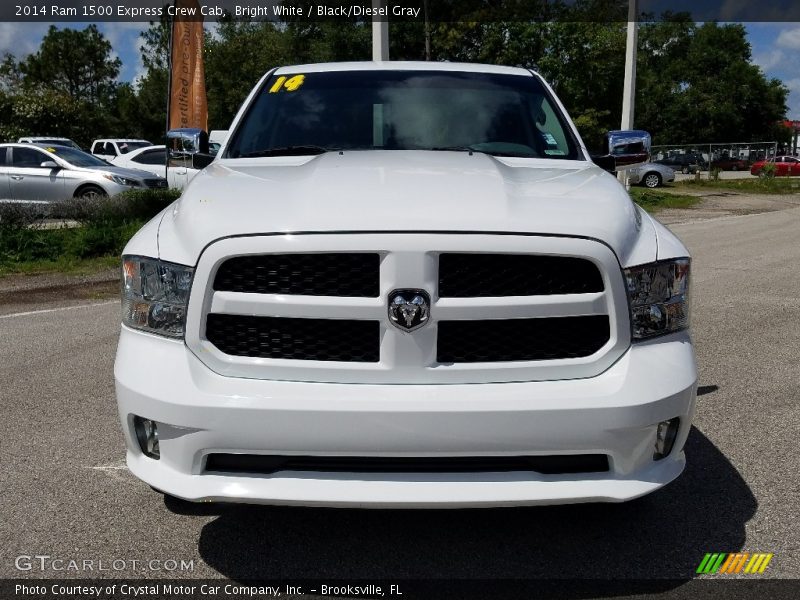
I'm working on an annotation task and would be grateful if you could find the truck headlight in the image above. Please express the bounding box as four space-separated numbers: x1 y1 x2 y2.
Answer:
122 256 194 338
624 258 690 340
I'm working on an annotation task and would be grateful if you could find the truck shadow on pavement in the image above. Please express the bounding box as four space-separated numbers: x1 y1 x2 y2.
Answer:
181 425 755 592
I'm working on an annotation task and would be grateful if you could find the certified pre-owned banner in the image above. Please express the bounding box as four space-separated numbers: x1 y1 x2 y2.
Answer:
169 0 208 131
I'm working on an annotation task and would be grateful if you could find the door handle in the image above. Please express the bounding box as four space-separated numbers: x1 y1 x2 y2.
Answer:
10 176 23 180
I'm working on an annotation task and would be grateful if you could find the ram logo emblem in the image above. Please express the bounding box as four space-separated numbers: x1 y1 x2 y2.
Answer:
388 289 431 332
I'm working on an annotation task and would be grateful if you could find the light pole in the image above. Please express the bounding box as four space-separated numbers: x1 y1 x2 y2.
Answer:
619 0 638 187
621 0 638 131
372 0 389 61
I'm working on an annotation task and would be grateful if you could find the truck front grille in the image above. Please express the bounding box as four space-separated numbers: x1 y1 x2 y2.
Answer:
437 316 610 363
190 234 628 383
205 314 380 362
438 253 603 297
214 253 380 296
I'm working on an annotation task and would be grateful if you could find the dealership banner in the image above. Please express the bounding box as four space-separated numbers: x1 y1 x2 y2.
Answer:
6 1 800 22
169 0 208 131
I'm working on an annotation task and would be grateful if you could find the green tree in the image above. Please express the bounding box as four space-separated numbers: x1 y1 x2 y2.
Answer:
121 18 172 143
18 25 121 105
204 21 293 130
637 21 788 144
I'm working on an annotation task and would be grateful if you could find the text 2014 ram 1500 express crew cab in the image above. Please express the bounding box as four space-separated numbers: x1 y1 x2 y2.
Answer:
114 62 696 508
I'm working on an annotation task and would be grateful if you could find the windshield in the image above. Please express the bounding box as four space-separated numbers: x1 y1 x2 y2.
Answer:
44 146 113 168
227 70 580 160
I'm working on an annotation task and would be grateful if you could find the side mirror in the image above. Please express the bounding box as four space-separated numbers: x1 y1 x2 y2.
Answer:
167 128 209 155
592 130 651 172
167 128 210 168
192 153 214 170
40 161 61 169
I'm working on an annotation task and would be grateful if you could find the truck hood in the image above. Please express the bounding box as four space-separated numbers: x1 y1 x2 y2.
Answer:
157 150 656 266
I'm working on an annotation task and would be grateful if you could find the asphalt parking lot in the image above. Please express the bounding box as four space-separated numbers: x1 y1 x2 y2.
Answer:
2 202 799 589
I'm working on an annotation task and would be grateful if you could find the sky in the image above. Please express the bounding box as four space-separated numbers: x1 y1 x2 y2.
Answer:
2 21 800 121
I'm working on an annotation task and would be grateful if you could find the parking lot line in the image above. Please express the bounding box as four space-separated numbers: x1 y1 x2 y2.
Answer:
0 300 117 320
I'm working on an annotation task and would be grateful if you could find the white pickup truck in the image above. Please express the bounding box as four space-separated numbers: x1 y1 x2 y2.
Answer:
115 62 696 508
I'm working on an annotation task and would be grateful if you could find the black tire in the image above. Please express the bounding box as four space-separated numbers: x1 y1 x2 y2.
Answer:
75 185 107 201
731 165 738 171
681 166 689 174
643 172 662 188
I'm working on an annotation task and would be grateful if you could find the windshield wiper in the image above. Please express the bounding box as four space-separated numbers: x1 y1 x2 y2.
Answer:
238 145 335 158
481 150 538 158
427 146 536 158
428 146 482 154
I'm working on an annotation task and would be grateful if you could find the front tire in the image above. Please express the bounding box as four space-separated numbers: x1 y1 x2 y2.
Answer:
681 166 689 174
643 172 662 188
75 185 107 201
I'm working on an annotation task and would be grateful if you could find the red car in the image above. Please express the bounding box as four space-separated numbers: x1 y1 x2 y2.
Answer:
750 156 800 177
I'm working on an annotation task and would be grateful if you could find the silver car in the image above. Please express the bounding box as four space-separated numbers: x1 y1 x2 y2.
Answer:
627 162 675 188
0 143 167 203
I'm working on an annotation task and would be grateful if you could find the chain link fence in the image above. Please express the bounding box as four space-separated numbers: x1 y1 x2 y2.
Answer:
650 142 778 176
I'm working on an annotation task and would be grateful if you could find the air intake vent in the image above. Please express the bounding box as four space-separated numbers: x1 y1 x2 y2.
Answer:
437 316 610 363
214 253 380 297
206 315 380 362
439 253 604 297
205 454 610 475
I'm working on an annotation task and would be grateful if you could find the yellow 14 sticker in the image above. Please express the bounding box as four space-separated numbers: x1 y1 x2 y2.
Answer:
269 74 305 93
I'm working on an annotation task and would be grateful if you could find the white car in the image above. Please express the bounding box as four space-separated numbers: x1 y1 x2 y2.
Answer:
111 145 200 190
90 139 152 162
18 136 81 150
115 62 696 508
209 129 229 148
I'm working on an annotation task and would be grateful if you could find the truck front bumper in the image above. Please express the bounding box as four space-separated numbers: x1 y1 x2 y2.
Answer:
115 327 697 508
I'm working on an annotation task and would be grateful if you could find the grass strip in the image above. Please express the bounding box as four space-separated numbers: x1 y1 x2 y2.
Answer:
629 187 701 212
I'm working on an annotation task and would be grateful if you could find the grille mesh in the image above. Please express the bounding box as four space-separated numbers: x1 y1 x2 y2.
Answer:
437 316 610 363
439 253 604 297
214 253 380 297
206 314 380 362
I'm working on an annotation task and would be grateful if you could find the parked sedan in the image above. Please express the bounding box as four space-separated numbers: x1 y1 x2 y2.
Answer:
110 145 166 175
710 156 748 171
655 153 703 174
627 162 675 188
0 143 167 203
750 156 800 177
111 144 201 190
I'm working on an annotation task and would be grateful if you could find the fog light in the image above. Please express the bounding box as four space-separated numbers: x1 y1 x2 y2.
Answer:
654 418 680 460
133 416 160 459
